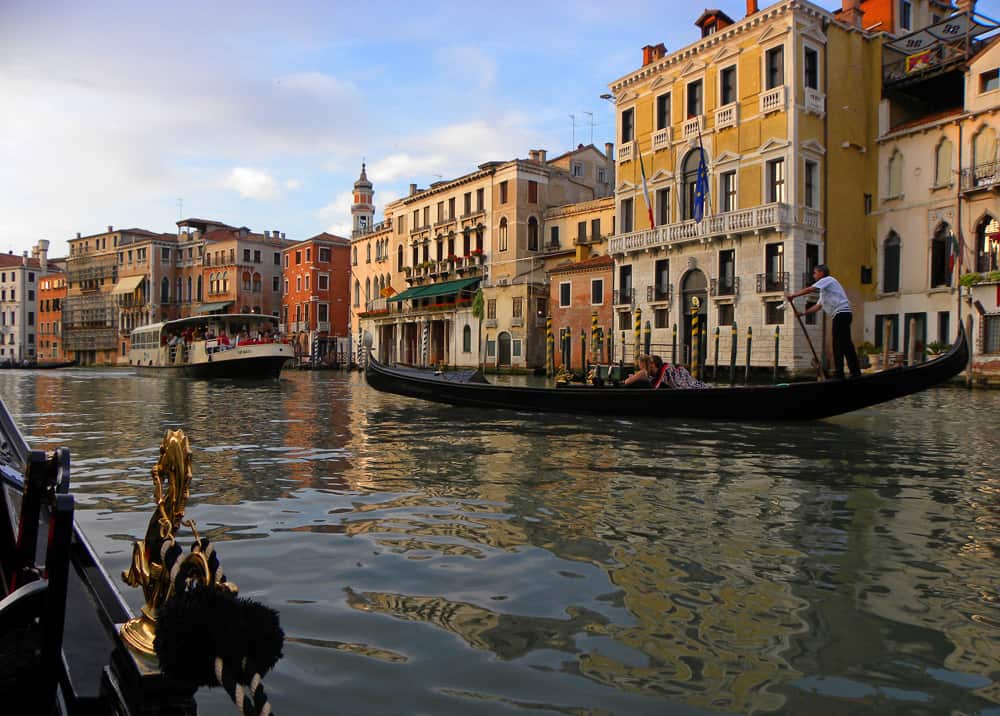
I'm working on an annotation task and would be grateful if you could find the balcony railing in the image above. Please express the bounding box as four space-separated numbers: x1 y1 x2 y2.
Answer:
760 85 786 115
618 141 635 163
710 277 740 297
652 127 671 151
715 103 737 130
960 160 1000 191
609 203 794 255
682 116 704 141
805 88 825 115
646 285 673 303
613 289 634 306
800 272 815 290
756 272 789 293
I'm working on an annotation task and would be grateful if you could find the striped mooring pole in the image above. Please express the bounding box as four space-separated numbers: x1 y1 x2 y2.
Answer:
546 315 553 377
591 312 599 365
690 304 700 380
633 308 641 361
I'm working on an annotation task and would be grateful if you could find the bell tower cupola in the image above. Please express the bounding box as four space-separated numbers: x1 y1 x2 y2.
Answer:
351 162 375 237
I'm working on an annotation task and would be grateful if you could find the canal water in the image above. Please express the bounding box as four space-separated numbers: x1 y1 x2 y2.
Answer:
1 368 997 715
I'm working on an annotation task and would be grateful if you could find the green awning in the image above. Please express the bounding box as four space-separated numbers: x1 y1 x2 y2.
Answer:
192 301 234 314
387 277 480 303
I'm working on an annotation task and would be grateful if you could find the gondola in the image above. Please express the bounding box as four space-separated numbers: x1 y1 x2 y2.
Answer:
365 326 968 421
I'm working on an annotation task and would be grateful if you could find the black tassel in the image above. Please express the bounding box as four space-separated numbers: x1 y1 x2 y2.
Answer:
155 584 284 687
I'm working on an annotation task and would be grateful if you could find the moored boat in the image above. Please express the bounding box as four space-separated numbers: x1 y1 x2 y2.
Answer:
128 313 291 379
365 326 969 421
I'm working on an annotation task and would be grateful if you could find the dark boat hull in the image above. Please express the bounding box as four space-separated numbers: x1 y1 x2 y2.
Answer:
134 354 288 379
365 328 968 421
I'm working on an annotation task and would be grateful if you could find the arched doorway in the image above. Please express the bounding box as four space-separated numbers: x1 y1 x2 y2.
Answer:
497 331 512 366
680 269 708 370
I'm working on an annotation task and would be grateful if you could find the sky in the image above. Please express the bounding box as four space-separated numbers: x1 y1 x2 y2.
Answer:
2 0 997 259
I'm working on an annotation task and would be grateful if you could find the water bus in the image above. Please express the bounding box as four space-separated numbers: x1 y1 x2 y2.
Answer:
128 313 291 379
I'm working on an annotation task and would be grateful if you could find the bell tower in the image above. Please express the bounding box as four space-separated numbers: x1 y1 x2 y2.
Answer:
351 162 374 236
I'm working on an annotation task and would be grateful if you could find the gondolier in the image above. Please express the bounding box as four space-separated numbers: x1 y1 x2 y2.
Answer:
785 265 861 381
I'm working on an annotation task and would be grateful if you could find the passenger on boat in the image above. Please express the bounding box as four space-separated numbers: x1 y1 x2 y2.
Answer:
650 355 669 389
218 333 231 349
624 355 654 388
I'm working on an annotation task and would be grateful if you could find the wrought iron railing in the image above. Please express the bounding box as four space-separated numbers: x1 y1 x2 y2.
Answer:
756 272 789 293
710 277 739 297
613 289 634 306
646 285 673 303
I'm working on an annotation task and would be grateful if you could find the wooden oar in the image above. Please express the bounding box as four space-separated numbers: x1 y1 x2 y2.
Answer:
791 307 825 382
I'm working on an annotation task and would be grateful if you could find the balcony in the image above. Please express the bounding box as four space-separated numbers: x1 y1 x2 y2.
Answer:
618 140 635 163
710 277 740 297
802 208 821 229
613 289 634 306
805 88 825 115
715 103 738 130
609 203 794 255
960 159 1000 192
756 272 789 294
760 86 786 115
652 127 671 152
682 116 704 141
646 285 673 304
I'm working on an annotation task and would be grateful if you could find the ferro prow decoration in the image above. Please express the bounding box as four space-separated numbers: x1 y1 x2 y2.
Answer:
121 430 284 716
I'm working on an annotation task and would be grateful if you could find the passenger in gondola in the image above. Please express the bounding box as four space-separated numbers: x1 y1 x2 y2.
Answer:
624 355 654 388
650 355 669 389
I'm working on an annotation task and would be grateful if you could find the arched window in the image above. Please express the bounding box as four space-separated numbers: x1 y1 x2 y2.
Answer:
222 271 229 293
161 277 169 303
242 271 252 291
366 243 371 263
354 279 360 307
196 276 203 302
498 218 508 252
463 325 472 352
448 231 455 258
252 272 262 292
681 149 702 219
976 215 1000 272
186 277 192 302
888 150 903 197
397 245 404 271
883 232 901 293
462 228 471 256
365 277 370 305
930 223 951 288
972 126 997 187
934 138 953 187
527 217 539 251
476 225 484 252
175 278 182 304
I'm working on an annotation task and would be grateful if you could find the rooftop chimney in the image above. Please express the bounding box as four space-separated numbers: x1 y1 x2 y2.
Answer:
409 183 418 196
840 0 864 28
76 232 81 239
641 43 667 66
538 149 547 162
37 240 49 271
746 0 758 16
107 225 113 233
605 142 614 162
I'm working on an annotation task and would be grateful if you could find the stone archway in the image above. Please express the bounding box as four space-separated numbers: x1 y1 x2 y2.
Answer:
680 268 708 371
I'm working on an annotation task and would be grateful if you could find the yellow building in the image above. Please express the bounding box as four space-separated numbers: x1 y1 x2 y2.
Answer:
607 0 882 375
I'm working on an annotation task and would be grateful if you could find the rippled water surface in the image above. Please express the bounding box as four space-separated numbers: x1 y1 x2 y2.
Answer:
1 368 998 715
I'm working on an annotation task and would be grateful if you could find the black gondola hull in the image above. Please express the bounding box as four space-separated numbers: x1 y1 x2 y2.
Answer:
365 327 968 421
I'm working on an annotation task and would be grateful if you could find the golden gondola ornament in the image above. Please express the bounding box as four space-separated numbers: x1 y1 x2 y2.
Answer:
120 429 236 656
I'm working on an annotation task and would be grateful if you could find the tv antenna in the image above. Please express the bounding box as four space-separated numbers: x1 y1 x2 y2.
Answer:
582 111 594 145
569 114 576 148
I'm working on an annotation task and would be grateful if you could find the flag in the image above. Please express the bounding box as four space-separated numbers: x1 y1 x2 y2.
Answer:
380 285 397 298
693 147 709 223
638 149 655 229
947 231 961 274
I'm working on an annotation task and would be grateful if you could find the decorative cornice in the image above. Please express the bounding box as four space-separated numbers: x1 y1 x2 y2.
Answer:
608 1 844 94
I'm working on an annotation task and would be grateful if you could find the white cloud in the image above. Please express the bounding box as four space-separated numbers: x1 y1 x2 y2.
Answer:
222 168 280 200
284 179 303 191
318 190 354 236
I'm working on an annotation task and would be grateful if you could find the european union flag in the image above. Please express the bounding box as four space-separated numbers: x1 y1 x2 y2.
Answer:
693 148 708 224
